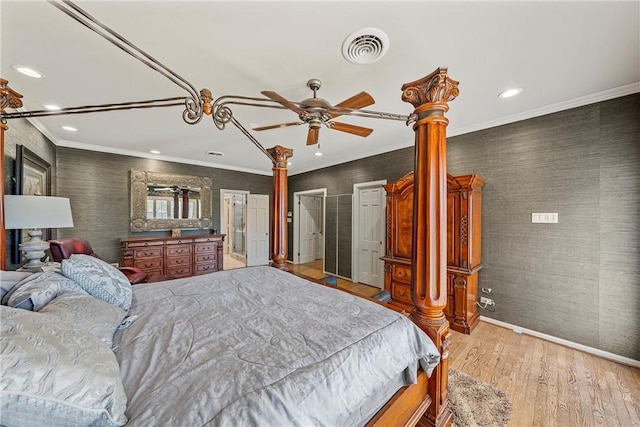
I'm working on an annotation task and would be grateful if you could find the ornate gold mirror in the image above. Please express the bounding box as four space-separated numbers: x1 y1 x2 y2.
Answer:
130 170 212 232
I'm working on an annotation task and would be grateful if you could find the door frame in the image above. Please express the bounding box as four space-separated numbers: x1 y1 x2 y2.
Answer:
220 189 250 259
352 180 387 285
293 188 327 266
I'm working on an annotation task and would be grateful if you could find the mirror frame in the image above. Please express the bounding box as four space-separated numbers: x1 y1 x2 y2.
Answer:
130 170 212 232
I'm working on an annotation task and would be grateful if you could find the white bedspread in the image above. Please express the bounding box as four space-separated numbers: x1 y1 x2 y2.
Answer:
114 266 439 426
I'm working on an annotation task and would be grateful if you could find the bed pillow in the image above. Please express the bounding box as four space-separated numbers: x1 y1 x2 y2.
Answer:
0 305 128 427
0 271 33 303
39 290 127 348
61 254 133 311
4 271 84 311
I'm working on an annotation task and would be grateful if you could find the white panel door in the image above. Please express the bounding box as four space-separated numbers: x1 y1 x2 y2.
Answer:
246 194 269 266
299 195 316 264
358 187 384 288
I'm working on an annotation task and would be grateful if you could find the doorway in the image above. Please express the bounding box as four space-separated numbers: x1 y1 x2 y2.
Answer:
293 188 326 268
221 190 248 269
352 180 386 289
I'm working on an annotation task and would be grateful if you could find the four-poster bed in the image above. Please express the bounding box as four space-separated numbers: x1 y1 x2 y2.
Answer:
0 70 457 427
0 3 459 425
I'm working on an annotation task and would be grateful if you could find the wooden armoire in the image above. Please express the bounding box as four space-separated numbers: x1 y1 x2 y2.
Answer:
382 172 485 334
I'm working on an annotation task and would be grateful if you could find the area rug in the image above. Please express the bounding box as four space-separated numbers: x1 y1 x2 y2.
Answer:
449 369 512 427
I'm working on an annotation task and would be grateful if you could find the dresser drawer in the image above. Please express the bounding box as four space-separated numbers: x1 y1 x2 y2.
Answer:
167 244 191 256
392 264 412 285
167 265 192 277
194 263 218 275
133 247 162 259
195 243 217 254
391 282 412 304
135 258 163 270
167 255 191 267
195 253 217 264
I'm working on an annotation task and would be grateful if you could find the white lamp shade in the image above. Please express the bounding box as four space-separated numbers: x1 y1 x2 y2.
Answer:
4 195 74 229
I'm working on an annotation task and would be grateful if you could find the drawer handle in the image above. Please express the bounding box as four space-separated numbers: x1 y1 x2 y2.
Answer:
144 243 149 247
176 249 184 253
178 240 182 244
176 260 184 264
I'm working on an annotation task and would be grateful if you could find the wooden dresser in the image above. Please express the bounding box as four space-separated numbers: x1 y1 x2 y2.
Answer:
120 234 225 279
382 172 484 334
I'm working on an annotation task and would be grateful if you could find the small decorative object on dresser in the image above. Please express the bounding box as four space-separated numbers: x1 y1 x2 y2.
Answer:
382 172 485 334
120 234 225 279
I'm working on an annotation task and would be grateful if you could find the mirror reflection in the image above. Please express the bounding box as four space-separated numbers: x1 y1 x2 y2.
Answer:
146 184 201 220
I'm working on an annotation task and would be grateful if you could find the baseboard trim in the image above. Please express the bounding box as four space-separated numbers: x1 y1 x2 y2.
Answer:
479 316 640 368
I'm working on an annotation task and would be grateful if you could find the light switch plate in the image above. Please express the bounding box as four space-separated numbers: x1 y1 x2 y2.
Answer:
532 213 558 223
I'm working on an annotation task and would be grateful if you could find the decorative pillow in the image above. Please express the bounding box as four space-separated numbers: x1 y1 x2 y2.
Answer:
0 305 128 426
0 271 33 303
61 254 133 311
4 271 84 311
39 290 127 348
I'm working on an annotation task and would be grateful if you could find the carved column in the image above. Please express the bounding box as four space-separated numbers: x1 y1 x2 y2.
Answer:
1 78 24 270
401 68 459 427
267 145 293 271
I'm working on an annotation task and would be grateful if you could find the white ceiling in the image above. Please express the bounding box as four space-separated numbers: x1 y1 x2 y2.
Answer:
2 1 639 176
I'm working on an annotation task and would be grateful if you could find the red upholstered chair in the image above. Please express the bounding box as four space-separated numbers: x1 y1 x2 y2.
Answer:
48 237 148 285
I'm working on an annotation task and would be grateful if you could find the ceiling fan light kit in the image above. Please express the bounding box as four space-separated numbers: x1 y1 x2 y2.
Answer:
257 78 377 146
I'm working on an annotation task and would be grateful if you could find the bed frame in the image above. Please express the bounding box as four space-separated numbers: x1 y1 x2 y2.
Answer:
0 67 458 427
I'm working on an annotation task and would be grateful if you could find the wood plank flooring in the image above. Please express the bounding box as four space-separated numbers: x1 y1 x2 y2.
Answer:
292 260 640 427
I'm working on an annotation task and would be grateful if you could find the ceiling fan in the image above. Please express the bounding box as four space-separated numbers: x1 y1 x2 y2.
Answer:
254 79 375 146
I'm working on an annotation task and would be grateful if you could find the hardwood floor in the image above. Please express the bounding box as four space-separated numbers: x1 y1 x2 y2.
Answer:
448 322 640 427
292 260 640 427
288 259 381 298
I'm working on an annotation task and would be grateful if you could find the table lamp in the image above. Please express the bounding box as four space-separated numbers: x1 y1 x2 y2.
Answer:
4 195 74 271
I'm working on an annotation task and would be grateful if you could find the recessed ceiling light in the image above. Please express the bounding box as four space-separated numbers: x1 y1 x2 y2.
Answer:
43 104 61 111
149 150 161 154
342 27 389 64
207 151 224 156
314 151 323 157
498 88 523 99
11 65 44 78
61 126 77 132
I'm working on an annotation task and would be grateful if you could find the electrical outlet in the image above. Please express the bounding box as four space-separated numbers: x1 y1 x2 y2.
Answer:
480 296 494 306
481 287 492 294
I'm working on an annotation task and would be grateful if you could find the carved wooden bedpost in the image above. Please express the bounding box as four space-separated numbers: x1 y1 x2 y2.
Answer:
0 78 24 270
401 68 459 427
267 145 293 271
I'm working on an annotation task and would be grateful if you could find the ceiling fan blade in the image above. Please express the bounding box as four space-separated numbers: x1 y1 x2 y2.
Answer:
261 91 303 114
330 122 373 137
329 91 375 118
306 128 320 145
253 122 301 131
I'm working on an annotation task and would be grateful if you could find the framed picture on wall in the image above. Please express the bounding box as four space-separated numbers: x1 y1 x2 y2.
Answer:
12 145 52 264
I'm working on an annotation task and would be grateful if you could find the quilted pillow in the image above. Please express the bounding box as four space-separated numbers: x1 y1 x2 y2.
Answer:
0 305 128 426
3 271 84 311
39 290 127 347
61 254 133 311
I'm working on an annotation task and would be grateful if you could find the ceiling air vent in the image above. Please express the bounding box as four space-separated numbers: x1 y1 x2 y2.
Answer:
207 151 224 157
341 27 389 64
